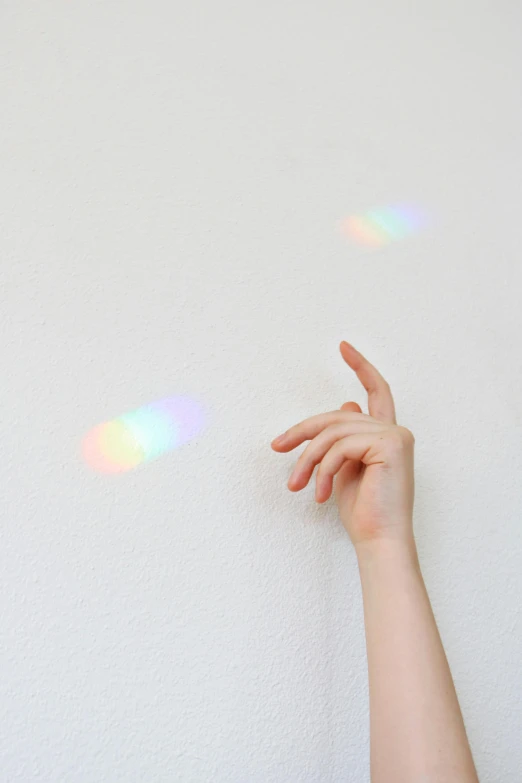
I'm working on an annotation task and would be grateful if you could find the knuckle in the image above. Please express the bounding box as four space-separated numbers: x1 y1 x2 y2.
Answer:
401 426 415 445
397 426 415 446
385 426 415 450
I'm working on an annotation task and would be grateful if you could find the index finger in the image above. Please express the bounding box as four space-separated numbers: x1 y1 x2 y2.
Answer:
339 341 397 424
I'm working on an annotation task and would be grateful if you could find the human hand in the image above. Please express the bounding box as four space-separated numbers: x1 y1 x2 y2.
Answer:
270 341 415 549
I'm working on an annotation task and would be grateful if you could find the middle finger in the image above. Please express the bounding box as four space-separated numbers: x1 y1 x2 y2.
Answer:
271 410 381 452
287 419 388 490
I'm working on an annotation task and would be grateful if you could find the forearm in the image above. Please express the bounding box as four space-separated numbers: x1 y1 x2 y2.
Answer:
355 534 479 783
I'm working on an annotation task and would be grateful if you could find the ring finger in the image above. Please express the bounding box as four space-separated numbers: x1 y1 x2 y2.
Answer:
288 420 388 490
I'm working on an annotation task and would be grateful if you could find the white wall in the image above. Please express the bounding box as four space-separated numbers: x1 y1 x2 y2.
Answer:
1 2 521 781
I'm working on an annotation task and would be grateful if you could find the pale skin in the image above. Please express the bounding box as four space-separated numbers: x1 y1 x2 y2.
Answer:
270 340 479 783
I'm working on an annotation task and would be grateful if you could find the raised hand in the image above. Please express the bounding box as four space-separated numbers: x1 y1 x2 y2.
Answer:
270 341 415 548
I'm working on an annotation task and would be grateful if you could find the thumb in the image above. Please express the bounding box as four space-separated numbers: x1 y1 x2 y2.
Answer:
340 401 363 414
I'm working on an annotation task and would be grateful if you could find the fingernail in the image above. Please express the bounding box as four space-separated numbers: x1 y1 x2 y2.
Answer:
272 433 286 444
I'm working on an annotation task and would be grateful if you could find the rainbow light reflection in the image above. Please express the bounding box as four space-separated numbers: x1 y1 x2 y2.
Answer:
340 204 427 247
82 396 206 473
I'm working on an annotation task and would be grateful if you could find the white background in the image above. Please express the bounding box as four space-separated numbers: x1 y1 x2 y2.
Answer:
1 1 521 781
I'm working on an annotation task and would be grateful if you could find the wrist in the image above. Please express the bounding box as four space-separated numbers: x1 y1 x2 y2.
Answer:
354 532 419 570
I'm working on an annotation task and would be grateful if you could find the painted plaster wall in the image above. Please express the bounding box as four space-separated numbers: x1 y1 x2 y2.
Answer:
1 2 521 781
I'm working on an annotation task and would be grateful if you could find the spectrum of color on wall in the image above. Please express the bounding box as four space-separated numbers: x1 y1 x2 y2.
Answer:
81 396 206 473
340 204 427 246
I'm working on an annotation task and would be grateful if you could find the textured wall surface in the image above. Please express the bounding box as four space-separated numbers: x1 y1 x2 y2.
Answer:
1 2 521 781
